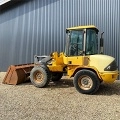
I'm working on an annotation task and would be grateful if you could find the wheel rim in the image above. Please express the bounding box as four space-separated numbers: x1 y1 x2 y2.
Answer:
78 75 93 90
33 70 44 83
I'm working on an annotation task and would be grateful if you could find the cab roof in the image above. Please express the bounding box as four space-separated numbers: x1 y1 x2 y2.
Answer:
66 25 99 32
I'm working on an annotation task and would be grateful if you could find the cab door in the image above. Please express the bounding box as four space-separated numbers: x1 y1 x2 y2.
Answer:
65 30 84 66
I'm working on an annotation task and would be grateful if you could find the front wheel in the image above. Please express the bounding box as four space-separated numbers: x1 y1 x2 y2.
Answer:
30 67 50 88
73 69 100 94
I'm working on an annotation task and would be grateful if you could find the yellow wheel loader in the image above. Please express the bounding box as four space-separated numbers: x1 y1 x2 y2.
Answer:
3 25 119 94
30 25 118 94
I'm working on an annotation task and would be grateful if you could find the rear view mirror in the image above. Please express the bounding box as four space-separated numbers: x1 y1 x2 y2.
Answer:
100 32 104 47
100 32 104 54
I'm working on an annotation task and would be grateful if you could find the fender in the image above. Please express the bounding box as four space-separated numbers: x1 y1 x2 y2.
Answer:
70 66 102 80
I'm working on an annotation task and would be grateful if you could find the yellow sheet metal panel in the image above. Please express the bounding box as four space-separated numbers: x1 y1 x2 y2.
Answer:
63 56 83 65
66 65 100 78
48 65 64 72
66 25 98 31
66 56 83 65
89 54 115 72
63 55 90 66
99 71 118 83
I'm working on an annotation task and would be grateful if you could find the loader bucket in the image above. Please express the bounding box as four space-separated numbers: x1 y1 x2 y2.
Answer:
3 63 34 85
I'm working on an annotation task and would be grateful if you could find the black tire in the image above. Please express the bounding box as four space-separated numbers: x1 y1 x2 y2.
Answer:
51 72 63 81
30 67 50 88
73 69 100 94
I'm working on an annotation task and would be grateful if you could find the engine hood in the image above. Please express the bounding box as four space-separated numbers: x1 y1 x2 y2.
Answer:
89 54 115 72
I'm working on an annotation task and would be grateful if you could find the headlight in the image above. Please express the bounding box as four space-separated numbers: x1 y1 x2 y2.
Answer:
104 60 118 71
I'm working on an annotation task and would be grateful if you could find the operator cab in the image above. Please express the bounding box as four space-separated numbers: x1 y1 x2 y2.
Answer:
65 25 99 56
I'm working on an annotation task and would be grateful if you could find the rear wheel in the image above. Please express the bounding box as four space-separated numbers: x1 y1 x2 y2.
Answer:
51 72 63 81
73 69 100 94
30 67 50 88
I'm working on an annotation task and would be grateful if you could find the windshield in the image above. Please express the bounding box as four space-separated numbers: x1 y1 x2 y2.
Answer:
86 29 98 55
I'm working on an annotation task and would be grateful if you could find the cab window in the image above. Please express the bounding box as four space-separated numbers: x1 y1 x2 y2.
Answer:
86 29 98 55
69 30 84 56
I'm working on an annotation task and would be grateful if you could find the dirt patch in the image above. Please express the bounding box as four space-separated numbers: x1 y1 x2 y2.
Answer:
0 72 120 120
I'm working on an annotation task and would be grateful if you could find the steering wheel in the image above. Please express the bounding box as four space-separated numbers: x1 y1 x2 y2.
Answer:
71 44 83 55
72 43 77 50
78 50 83 55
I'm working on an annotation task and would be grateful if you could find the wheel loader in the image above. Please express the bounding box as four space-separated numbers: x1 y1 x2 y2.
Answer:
3 25 119 94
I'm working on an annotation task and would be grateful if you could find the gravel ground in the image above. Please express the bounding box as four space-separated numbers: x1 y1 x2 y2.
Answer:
0 72 120 120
